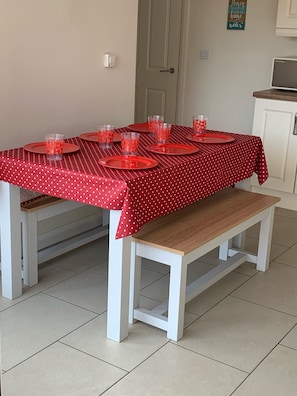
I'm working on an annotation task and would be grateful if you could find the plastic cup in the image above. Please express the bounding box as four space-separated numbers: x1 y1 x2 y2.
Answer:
192 115 208 134
155 123 171 144
98 125 115 149
45 134 64 161
121 132 140 156
148 115 164 135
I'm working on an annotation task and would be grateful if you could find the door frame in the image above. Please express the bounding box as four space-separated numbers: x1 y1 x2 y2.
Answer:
135 0 190 125
175 0 190 125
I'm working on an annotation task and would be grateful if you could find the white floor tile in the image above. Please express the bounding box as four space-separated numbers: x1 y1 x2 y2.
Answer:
275 207 297 220
61 313 168 372
281 324 297 350
103 343 247 396
0 293 97 370
140 262 214 303
44 262 108 314
140 267 166 289
233 345 297 396
177 296 296 373
247 214 297 247
186 271 249 316
275 243 297 268
2 342 125 396
142 258 169 274
51 237 109 273
140 273 169 302
232 262 297 316
0 263 75 311
271 215 297 247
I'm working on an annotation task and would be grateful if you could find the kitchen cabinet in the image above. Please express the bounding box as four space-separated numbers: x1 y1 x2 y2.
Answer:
276 0 297 36
251 92 297 209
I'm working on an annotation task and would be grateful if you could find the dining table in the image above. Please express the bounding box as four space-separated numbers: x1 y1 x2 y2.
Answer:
0 124 268 342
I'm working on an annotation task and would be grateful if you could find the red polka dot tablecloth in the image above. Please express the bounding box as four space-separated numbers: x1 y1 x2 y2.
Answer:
0 126 268 239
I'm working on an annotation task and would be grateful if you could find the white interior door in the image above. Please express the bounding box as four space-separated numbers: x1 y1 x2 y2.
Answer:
135 0 183 124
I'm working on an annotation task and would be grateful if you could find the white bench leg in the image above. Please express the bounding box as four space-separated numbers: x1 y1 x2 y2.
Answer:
219 241 229 260
129 241 142 324
219 232 246 261
21 210 39 286
167 256 187 341
256 207 275 272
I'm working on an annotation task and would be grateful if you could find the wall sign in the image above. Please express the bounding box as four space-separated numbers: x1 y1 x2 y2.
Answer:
227 0 247 30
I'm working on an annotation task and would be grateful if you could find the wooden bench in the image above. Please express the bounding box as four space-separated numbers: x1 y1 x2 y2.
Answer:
129 188 280 341
21 195 109 286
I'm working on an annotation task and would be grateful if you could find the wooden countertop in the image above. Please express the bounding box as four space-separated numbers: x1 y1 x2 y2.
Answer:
253 89 297 102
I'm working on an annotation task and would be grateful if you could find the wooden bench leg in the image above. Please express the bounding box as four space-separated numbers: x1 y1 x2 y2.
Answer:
21 210 38 286
256 206 275 272
167 256 187 341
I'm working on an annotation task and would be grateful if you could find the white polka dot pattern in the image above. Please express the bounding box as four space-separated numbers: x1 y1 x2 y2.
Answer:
0 126 268 239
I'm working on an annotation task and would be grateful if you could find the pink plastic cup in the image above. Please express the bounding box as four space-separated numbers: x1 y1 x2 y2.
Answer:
121 132 140 156
45 134 64 161
155 123 171 144
192 115 208 134
98 125 115 149
148 115 164 135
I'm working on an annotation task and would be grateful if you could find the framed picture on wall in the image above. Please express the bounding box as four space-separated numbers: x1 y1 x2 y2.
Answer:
227 0 247 30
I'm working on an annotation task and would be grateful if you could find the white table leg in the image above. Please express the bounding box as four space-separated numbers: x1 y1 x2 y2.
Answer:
107 209 131 342
0 182 22 299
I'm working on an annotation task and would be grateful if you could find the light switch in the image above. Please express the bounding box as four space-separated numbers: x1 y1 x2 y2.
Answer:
200 49 210 60
104 53 116 68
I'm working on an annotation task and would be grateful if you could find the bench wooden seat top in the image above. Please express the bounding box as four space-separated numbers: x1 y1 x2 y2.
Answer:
132 188 280 255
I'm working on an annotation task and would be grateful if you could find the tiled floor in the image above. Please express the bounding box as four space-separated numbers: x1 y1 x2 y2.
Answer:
1 207 297 395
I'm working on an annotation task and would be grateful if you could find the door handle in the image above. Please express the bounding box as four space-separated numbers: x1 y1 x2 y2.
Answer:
294 113 297 135
159 67 175 74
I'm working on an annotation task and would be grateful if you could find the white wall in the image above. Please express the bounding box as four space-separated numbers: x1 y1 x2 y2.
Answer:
2 0 297 146
181 0 297 134
0 0 138 149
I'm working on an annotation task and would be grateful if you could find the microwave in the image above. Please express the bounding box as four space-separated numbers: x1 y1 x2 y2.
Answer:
271 57 297 91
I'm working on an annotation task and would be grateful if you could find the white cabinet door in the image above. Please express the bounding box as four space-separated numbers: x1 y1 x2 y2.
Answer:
252 99 297 193
276 0 297 36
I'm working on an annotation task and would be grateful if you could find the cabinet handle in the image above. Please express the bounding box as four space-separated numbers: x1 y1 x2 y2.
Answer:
294 114 297 135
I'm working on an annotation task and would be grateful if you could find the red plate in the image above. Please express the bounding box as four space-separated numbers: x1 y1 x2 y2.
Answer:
146 143 199 155
24 142 80 154
127 123 150 133
99 155 158 170
80 131 122 142
186 133 235 144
